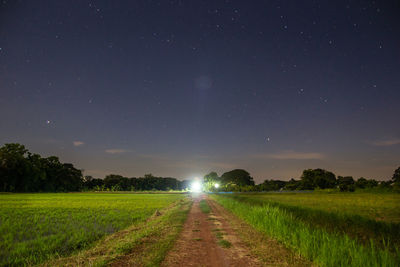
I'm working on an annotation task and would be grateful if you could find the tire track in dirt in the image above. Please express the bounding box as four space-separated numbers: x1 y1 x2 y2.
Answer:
162 194 260 267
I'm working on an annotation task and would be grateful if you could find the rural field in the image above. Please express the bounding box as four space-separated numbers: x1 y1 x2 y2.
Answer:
1 191 399 266
211 192 400 267
0 193 187 266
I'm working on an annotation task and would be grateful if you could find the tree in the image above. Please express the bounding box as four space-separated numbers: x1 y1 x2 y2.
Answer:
104 174 125 189
203 172 220 191
41 156 63 191
366 179 379 188
0 143 84 192
392 166 400 184
59 163 83 191
284 178 300 190
26 153 46 192
355 177 378 189
300 169 336 190
0 143 31 192
337 176 355 192
260 179 286 191
221 169 255 187
355 177 368 189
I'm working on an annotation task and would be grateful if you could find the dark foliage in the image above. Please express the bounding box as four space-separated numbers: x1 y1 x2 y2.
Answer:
221 169 255 186
1 143 397 193
300 169 337 189
83 173 185 191
392 167 400 184
0 143 83 192
337 176 355 192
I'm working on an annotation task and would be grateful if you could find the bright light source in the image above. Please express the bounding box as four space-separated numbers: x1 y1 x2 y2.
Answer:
214 183 219 188
191 181 202 192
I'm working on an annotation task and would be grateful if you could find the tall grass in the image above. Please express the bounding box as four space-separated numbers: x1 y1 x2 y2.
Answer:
0 193 185 266
212 195 400 267
235 192 400 223
227 194 400 252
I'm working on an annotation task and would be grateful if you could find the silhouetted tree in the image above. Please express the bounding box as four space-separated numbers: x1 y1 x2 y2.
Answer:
0 144 83 192
203 172 221 191
284 178 300 190
337 176 355 192
392 166 400 184
221 169 255 187
300 169 336 190
260 179 286 191
0 143 31 192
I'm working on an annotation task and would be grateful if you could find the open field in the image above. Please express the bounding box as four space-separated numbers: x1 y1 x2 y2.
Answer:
211 192 400 267
0 193 186 266
1 191 399 266
234 192 400 223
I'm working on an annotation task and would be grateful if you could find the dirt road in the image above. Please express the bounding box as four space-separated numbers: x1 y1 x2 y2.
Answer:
162 194 260 267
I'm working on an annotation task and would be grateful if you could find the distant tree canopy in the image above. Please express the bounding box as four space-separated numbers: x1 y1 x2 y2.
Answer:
89 173 185 191
355 177 378 189
202 167 398 193
299 169 336 190
1 143 398 193
259 179 286 191
203 171 221 191
392 167 400 184
221 169 255 186
0 143 186 192
337 176 355 192
0 143 83 192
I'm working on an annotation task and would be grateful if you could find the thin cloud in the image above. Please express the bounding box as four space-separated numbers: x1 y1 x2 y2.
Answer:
105 149 129 154
73 141 84 147
257 151 324 160
369 139 400 147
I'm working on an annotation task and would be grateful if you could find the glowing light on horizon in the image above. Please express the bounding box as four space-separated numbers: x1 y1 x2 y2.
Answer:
191 181 202 192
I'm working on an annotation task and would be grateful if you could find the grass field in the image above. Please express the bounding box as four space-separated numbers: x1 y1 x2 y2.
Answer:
211 192 400 267
0 193 186 266
236 192 400 223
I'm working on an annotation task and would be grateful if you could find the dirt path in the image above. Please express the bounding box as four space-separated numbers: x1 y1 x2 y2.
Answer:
162 194 260 267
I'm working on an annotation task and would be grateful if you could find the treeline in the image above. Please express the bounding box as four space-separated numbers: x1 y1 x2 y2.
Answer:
0 143 186 192
1 143 399 193
84 174 189 191
0 143 83 192
203 168 400 192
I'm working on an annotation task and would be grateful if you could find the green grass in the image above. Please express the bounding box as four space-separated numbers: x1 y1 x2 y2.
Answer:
239 192 400 223
224 193 400 251
211 193 400 267
217 239 232 248
0 193 185 266
199 199 211 214
46 197 191 266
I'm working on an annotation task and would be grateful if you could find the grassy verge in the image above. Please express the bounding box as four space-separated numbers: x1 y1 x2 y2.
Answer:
211 194 399 267
199 199 211 214
209 199 311 266
43 198 191 266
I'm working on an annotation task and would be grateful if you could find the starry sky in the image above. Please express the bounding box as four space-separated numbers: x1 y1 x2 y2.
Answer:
1 0 399 182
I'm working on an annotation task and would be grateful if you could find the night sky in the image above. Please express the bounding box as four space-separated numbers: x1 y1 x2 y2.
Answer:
1 1 399 182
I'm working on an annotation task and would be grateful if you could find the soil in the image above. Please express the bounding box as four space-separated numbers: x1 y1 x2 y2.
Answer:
161 194 261 267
